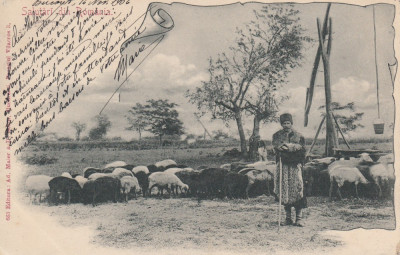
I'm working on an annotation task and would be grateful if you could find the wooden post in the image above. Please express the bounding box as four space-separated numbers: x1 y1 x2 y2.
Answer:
304 3 332 126
317 18 339 156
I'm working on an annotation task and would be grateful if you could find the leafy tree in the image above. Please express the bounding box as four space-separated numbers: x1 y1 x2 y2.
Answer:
126 103 149 147
127 99 184 146
89 114 112 140
319 102 364 136
71 122 86 141
187 4 310 158
146 99 184 145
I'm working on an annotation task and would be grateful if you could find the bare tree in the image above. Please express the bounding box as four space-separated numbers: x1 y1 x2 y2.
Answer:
71 122 86 141
187 4 310 158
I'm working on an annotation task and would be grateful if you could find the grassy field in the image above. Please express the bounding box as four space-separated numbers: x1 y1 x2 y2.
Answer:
15 140 396 254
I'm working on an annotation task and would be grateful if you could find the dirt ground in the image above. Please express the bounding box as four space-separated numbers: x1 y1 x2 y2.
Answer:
14 145 397 254
22 195 395 254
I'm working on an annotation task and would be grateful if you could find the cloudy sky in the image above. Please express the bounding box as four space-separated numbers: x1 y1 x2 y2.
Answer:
46 2 396 141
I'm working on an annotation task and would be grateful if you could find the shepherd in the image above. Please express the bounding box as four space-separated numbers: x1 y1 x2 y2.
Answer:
272 113 307 227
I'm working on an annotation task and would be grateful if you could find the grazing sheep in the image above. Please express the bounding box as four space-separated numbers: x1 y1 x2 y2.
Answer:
148 172 188 197
369 161 395 198
378 153 394 164
133 171 149 197
303 159 334 196
175 171 200 196
197 166 208 171
155 159 177 169
328 153 373 172
132 166 150 175
104 161 128 169
238 167 256 175
25 175 53 203
48 177 82 205
317 169 331 196
197 168 228 199
82 176 122 206
329 166 369 200
61 172 72 178
311 157 336 165
74 176 88 189
112 168 133 179
223 172 248 199
88 173 114 180
246 161 276 171
164 167 194 175
245 170 274 198
230 162 252 173
220 163 231 171
147 164 164 173
83 167 102 178
120 176 141 201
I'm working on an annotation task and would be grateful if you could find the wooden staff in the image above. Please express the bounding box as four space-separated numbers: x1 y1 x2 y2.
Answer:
278 156 283 231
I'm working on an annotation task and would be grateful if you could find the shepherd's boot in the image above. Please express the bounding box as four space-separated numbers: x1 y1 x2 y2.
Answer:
281 206 293 226
294 207 304 227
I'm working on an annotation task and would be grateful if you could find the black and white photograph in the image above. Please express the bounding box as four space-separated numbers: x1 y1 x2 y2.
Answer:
0 0 398 254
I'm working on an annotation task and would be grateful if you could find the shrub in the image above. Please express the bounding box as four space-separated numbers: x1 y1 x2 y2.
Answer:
24 154 58 165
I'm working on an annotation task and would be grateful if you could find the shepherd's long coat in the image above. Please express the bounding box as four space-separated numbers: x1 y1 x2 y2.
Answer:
272 129 307 208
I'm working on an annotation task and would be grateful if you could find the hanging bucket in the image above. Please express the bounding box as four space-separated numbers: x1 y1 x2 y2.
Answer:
373 119 384 134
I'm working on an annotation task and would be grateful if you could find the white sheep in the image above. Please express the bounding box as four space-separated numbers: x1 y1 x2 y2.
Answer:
74 176 88 188
369 161 395 197
164 167 194 175
148 172 188 197
132 165 150 175
378 153 394 164
25 175 53 203
61 172 72 178
220 163 231 171
155 159 177 168
329 166 369 199
104 160 127 169
328 153 373 171
312 157 336 165
246 161 276 172
120 176 141 201
112 168 133 179
88 173 116 180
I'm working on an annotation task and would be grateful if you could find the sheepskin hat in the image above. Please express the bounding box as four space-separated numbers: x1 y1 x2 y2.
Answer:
280 113 293 124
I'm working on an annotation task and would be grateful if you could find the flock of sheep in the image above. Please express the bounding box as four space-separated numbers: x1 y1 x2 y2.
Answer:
25 152 394 206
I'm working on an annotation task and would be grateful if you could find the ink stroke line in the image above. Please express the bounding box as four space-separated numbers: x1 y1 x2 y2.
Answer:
98 35 165 115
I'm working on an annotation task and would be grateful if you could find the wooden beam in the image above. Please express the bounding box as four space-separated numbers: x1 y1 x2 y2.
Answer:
307 115 326 157
332 114 351 149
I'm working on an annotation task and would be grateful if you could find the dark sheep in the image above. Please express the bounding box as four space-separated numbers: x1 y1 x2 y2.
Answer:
82 176 122 206
83 167 102 178
303 162 330 196
147 164 164 173
223 172 248 199
175 171 200 196
198 168 228 199
48 177 82 205
133 171 150 197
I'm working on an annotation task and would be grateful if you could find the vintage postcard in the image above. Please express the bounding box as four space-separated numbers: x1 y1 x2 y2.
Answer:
0 0 399 254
